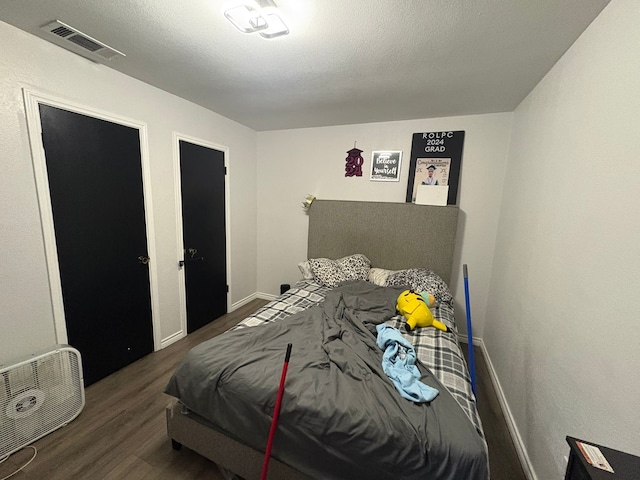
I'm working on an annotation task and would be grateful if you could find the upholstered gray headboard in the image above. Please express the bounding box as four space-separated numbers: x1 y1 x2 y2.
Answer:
308 200 459 285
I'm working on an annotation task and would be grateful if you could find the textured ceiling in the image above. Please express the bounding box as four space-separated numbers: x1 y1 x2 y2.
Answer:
1 0 611 131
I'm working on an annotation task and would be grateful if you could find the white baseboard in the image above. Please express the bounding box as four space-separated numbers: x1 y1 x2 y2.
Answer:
476 339 538 480
160 330 185 349
160 294 263 349
230 292 259 311
458 334 483 346
230 291 278 311
256 292 278 302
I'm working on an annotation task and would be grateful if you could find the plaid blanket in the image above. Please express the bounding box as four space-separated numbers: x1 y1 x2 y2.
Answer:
233 280 484 438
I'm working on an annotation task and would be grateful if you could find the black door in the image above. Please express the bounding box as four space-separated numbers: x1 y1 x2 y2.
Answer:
39 104 154 386
179 140 227 333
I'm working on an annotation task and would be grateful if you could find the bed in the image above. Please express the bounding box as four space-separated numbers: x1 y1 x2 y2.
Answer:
165 200 487 479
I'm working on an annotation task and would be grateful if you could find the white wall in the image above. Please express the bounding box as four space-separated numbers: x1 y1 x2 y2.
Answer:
485 1 640 478
0 21 258 362
257 112 512 336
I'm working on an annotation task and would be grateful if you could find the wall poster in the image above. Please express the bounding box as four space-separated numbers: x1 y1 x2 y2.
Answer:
370 150 402 182
405 131 465 205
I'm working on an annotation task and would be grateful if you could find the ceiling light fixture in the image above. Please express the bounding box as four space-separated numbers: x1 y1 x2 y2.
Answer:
223 0 289 39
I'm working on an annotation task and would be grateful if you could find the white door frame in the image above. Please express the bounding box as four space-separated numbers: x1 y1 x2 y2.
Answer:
169 132 231 347
23 88 162 351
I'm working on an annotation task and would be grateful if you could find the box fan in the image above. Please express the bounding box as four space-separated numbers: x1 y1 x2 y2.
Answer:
0 345 85 459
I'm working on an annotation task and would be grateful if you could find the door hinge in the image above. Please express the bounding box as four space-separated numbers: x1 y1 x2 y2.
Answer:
224 166 227 175
226 285 229 293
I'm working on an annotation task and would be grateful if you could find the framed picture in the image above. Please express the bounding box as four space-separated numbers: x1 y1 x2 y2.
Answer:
370 150 402 182
405 131 465 204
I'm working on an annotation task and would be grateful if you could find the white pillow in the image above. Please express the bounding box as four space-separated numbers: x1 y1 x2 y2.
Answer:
297 261 314 280
368 267 398 286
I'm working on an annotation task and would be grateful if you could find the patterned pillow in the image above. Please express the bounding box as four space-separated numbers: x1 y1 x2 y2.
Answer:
308 254 371 288
385 268 453 306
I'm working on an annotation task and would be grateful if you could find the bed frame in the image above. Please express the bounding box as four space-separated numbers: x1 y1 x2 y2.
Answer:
166 201 459 479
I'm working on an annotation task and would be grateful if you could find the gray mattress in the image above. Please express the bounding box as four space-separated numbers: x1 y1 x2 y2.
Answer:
165 281 488 479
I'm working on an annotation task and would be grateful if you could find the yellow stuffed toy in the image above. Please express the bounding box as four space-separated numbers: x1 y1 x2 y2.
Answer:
396 289 449 332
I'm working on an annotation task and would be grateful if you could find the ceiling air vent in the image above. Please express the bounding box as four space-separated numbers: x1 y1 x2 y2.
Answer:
41 20 125 61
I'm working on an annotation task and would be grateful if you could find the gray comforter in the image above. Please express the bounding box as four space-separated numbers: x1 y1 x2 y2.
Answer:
165 281 488 479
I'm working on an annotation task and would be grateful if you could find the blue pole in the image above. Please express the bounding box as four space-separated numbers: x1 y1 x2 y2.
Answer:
463 264 477 399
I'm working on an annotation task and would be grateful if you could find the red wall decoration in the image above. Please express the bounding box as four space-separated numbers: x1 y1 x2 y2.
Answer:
345 147 364 177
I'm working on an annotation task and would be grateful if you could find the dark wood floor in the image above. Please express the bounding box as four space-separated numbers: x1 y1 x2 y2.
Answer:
2 300 525 479
462 343 527 480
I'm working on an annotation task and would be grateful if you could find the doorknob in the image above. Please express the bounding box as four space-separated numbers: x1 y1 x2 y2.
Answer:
179 248 204 268
179 256 205 268
138 255 150 265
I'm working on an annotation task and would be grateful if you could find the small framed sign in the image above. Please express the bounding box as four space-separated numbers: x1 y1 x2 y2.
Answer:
370 151 402 182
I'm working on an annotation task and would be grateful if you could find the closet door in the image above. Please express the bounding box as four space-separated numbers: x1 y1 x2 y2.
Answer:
179 140 227 333
39 104 154 386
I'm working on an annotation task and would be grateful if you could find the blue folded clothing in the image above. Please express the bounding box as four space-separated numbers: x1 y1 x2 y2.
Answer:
376 324 439 402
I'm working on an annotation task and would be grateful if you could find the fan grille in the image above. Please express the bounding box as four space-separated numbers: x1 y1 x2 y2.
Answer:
1 347 84 458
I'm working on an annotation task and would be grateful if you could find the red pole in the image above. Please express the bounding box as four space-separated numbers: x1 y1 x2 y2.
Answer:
260 343 292 480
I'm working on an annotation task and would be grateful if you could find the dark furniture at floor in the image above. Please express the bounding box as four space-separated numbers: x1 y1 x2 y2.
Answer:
565 436 640 479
